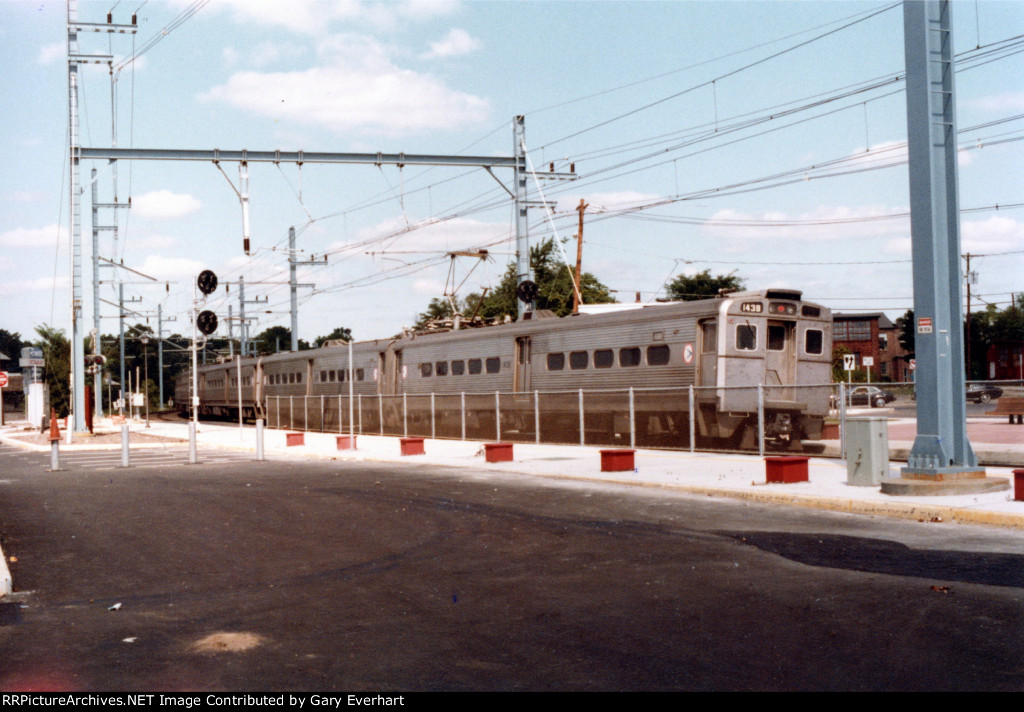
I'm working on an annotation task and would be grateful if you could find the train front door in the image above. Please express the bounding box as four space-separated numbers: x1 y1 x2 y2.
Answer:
514 336 531 391
765 320 795 397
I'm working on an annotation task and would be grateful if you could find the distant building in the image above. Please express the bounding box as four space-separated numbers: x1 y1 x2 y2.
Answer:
832 313 911 382
986 341 1024 381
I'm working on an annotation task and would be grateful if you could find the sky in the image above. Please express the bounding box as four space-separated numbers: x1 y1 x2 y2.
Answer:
1 0 1022 352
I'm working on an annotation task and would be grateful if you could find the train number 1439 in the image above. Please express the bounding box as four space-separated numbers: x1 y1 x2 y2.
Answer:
740 302 763 313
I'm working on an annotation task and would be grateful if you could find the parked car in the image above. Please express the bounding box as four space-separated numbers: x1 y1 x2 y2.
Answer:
965 384 1003 404
848 386 896 408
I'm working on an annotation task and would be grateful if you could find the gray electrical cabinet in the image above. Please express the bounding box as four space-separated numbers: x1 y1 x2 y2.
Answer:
845 417 891 486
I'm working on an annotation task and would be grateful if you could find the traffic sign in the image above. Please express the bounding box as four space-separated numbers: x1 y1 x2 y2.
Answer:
843 354 856 371
0 371 7 387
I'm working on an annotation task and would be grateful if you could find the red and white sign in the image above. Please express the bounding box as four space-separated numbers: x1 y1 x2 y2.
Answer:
0 371 7 387
909 359 916 371
682 343 694 365
917 317 933 334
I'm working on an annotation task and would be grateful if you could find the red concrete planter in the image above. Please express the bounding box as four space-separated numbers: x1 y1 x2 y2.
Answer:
484 442 513 463
1014 470 1024 502
336 435 357 451
400 437 425 456
286 432 305 447
821 423 840 439
765 456 809 483
600 449 635 472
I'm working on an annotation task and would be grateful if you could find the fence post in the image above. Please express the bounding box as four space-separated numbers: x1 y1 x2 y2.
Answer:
290 395 294 431
379 394 383 437
461 392 466 441
339 395 343 435
357 394 362 435
579 389 585 446
757 384 765 457
495 391 501 441
689 385 696 453
534 390 540 444
256 418 264 461
431 392 435 440
121 424 130 468
403 392 408 438
320 395 325 433
839 382 847 459
628 387 635 449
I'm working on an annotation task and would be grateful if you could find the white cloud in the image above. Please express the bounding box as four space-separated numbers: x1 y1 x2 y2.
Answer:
0 276 69 296
421 28 481 59
136 255 207 282
0 224 64 250
557 191 663 213
965 91 1024 112
132 190 202 219
129 234 180 250
412 278 446 295
701 205 908 241
37 42 63 65
201 33 489 137
962 215 1024 253
213 0 458 35
881 215 1024 256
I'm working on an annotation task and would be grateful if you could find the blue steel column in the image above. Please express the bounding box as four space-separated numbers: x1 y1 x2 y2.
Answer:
513 116 532 319
901 0 976 474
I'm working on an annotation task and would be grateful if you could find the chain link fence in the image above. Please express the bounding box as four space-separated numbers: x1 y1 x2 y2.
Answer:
262 380 1022 457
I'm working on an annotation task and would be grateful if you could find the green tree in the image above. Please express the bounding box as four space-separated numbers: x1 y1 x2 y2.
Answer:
253 326 311 355
315 326 353 347
34 324 71 418
417 238 617 325
0 329 25 373
895 309 914 356
665 269 745 301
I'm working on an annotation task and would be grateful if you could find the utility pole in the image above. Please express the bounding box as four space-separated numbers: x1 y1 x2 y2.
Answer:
573 199 588 315
288 226 321 351
67 1 135 433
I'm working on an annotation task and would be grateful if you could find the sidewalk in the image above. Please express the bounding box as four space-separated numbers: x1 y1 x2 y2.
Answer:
3 415 1022 531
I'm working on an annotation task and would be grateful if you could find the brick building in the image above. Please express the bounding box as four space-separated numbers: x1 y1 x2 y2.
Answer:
832 312 911 382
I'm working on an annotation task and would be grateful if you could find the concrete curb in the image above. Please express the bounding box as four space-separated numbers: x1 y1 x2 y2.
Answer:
3 428 1022 531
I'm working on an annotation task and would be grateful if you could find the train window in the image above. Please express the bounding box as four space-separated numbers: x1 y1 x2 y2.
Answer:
619 347 641 367
768 325 786 351
436 361 448 376
468 359 482 374
569 351 589 370
802 305 821 317
647 345 670 366
594 349 614 368
451 360 465 375
736 325 757 351
420 362 433 378
485 357 501 374
547 353 565 371
805 329 824 355
701 322 717 352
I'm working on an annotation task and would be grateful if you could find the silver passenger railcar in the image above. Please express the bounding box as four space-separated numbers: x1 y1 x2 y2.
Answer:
176 289 832 448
